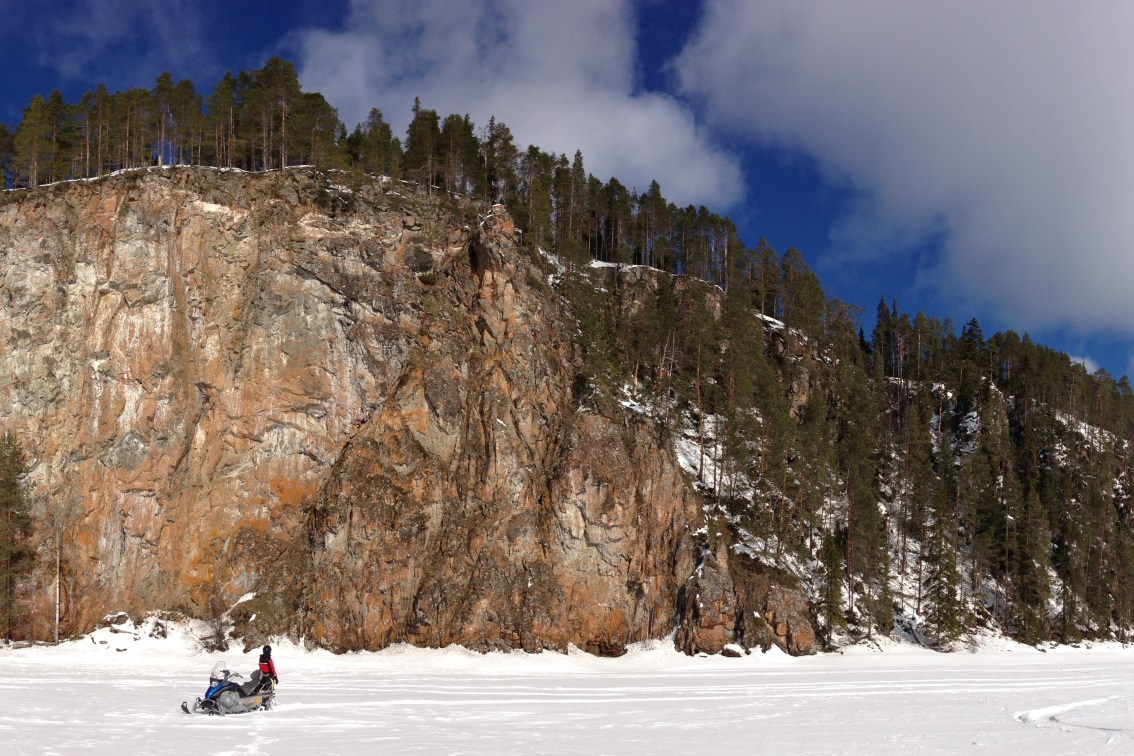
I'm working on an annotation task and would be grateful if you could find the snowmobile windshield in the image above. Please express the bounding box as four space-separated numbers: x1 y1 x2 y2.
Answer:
210 661 228 682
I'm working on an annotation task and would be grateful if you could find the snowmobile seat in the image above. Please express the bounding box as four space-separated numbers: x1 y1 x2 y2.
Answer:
238 670 263 696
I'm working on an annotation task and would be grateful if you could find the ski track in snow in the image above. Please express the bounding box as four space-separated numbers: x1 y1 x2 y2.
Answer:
1017 696 1122 723
5 631 1134 754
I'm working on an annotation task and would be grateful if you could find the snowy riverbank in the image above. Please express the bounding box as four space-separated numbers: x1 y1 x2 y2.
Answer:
3 620 1134 754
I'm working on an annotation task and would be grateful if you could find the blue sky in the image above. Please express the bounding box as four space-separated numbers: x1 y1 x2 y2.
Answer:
2 0 1132 378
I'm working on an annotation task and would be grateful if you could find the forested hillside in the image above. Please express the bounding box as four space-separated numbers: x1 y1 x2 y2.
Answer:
4 59 1134 649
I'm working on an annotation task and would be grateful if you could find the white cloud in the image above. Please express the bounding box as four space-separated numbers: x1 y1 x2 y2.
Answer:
676 1 1134 334
31 0 205 84
295 0 741 208
1069 355 1100 374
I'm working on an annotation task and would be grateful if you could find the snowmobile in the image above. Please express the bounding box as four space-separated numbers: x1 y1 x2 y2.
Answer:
181 661 275 715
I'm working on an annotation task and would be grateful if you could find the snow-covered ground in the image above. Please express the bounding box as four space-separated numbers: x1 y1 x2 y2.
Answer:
4 622 1134 755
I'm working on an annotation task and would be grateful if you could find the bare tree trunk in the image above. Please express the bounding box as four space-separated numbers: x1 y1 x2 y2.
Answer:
281 96 288 169
54 538 60 644
696 349 705 482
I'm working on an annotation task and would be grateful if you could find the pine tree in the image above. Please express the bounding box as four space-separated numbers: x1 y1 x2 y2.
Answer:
0 431 33 642
291 92 345 168
628 275 678 395
637 179 667 269
717 284 764 510
755 238 780 318
91 84 111 175
45 89 70 183
518 146 554 249
207 72 238 168
439 113 479 196
677 293 718 484
0 123 14 186
567 150 587 246
1111 508 1134 639
170 77 203 165
258 57 301 168
74 90 95 178
14 94 50 187
780 247 825 339
153 72 175 167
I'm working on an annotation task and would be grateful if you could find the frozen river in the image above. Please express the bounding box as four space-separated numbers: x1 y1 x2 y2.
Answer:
3 623 1134 754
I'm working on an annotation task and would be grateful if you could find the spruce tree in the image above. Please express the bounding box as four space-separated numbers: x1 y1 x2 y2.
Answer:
483 116 519 204
637 180 667 269
795 389 834 555
872 295 892 379
834 356 886 629
403 98 441 190
0 432 33 642
924 457 965 645
1012 488 1052 643
817 528 847 644
896 394 933 601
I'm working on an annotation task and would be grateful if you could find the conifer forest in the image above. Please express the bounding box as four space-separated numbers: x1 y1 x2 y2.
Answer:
4 58 1134 650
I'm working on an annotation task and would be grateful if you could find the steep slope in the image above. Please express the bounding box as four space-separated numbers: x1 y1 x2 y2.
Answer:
1 168 434 631
2 167 810 655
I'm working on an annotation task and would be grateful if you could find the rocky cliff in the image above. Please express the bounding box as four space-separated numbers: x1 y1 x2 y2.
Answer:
0 167 815 655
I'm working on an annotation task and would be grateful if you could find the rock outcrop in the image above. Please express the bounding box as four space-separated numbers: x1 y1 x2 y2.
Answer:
676 542 815 656
0 167 813 655
674 542 737 655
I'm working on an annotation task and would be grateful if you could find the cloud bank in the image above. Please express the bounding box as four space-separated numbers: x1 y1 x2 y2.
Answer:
676 1 1134 334
295 0 741 209
21 0 206 87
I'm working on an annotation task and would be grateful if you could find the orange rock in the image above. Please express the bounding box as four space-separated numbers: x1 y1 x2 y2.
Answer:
1 168 818 658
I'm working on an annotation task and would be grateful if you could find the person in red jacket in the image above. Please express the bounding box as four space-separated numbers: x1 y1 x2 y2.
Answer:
258 645 278 685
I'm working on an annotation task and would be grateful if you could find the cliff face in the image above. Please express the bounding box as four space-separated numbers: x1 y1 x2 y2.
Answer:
0 167 814 656
289 194 700 654
1 169 430 630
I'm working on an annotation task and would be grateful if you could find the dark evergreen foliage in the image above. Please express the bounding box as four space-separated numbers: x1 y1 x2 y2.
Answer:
0 431 33 642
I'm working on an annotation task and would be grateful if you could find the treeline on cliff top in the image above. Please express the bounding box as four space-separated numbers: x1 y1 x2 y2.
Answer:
0 58 750 282
4 58 1134 649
